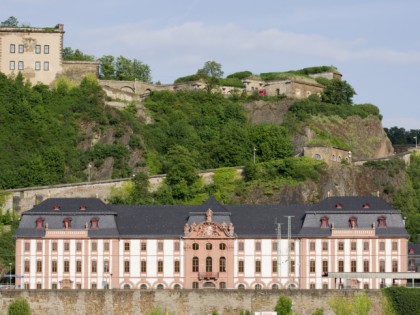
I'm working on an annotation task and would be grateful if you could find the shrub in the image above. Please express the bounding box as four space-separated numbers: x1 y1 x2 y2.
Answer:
274 295 293 315
353 292 371 315
8 297 31 315
383 286 420 314
328 295 352 315
312 308 324 315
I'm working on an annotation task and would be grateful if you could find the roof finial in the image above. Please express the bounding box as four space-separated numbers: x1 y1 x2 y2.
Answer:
206 209 213 222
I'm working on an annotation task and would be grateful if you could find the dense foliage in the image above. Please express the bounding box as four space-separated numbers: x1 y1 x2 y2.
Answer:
8 297 31 315
98 55 152 82
383 287 420 314
274 295 293 315
63 47 95 61
385 126 419 145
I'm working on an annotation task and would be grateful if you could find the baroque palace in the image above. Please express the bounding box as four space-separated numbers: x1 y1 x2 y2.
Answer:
14 195 418 290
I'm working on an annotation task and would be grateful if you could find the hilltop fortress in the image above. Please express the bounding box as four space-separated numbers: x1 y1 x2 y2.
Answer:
0 23 341 100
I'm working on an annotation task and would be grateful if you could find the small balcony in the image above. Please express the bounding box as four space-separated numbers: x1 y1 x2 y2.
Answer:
198 272 219 280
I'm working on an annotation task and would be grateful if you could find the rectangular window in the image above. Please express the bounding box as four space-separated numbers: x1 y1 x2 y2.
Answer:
35 45 41 54
392 241 398 251
379 260 385 272
91 242 97 252
338 260 344 272
310 241 316 251
18 61 24 70
91 283 97 289
141 260 147 273
64 242 70 251
392 261 398 272
322 260 328 273
76 283 82 289
36 261 42 272
64 261 70 273
363 283 369 289
238 260 244 273
338 242 344 251
174 242 180 251
363 241 369 251
124 242 130 251
24 261 30 272
255 241 261 251
37 242 42 252
37 283 42 289
290 260 295 273
104 242 110 251
219 258 226 272
141 242 146 251
76 261 82 273
290 242 295 251
322 283 328 289
91 260 97 273
124 260 130 273
104 260 109 273
10 44 15 53
271 242 278 251
351 260 357 272
364 260 369 272
52 242 57 251
24 283 30 289
43 61 49 71
192 282 199 289
157 261 163 273
44 45 49 54
322 241 328 251
310 261 316 273
52 260 57 273
379 241 385 251
272 260 278 273
309 283 315 289
24 242 30 251
255 260 261 273
76 242 82 251
18 44 24 53
174 260 180 273
238 242 244 251
351 241 357 251
9 61 15 70
157 242 164 251
52 283 57 289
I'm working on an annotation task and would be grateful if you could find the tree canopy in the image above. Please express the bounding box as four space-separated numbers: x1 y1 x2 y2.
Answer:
197 60 224 92
1 16 19 27
63 47 95 61
98 55 152 82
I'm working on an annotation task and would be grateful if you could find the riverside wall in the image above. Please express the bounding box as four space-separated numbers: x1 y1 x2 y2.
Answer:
0 289 384 315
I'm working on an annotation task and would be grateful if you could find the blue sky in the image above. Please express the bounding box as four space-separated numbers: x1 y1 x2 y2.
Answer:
1 0 420 129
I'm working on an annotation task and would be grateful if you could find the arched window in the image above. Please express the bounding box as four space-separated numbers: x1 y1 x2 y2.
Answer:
219 257 226 272
90 217 99 229
255 283 262 290
35 217 44 229
220 282 226 289
349 216 358 228
140 284 147 290
173 284 181 290
313 153 322 160
219 243 226 250
238 284 245 290
320 216 329 228
206 257 212 272
63 217 72 229
272 284 279 290
123 284 131 290
206 243 212 250
378 216 387 228
192 257 199 272
156 284 164 290
192 243 199 250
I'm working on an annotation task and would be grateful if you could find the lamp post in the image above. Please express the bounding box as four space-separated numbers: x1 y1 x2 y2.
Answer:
9 263 12 287
415 136 418 149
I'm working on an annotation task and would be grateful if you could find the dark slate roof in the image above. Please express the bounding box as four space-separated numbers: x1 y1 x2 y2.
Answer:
27 198 114 214
310 196 397 212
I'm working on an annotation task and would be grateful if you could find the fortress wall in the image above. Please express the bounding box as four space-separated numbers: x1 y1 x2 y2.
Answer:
0 289 384 315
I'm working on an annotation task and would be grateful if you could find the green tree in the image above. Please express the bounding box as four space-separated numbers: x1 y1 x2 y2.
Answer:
8 297 31 315
274 295 293 315
1 16 19 27
63 47 95 61
321 79 356 105
197 60 224 92
116 56 152 82
328 295 352 315
98 55 116 79
353 292 371 315
312 308 324 315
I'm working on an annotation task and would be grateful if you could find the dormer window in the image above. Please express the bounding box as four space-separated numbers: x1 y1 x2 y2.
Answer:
35 217 44 229
90 217 99 229
362 203 370 209
320 216 329 228
409 248 415 255
52 205 60 211
378 216 387 228
349 216 358 229
335 203 343 209
79 205 87 211
63 217 72 229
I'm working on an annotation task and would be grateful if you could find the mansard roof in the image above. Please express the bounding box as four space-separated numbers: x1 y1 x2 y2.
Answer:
14 195 408 239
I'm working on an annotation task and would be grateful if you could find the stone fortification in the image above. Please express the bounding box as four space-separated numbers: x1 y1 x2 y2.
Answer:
0 289 384 315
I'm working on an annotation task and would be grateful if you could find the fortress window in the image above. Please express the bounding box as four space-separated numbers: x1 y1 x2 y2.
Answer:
35 61 41 71
35 45 41 54
378 216 387 228
9 61 15 70
43 61 49 71
18 61 24 70
18 44 24 53
313 153 322 160
10 44 15 53
44 45 49 54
